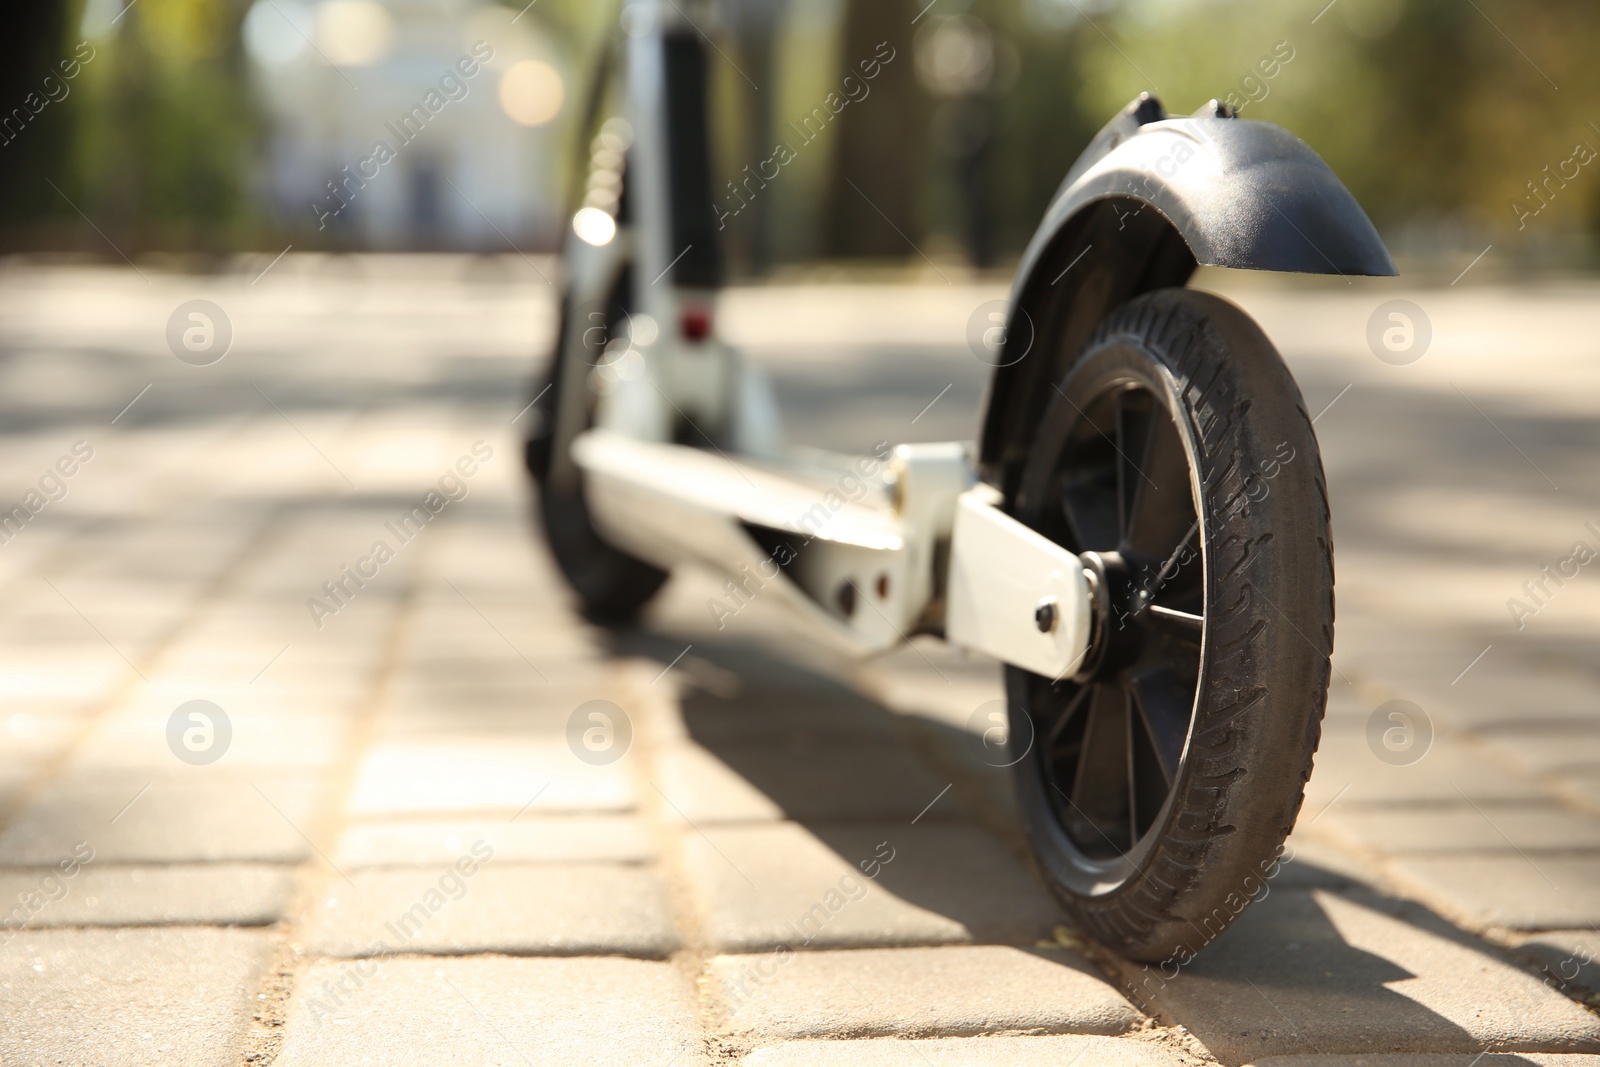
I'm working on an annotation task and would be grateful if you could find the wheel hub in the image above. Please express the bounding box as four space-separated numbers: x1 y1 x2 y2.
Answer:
1073 550 1145 681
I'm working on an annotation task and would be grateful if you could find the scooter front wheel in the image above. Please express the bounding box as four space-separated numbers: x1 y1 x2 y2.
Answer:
1008 287 1331 962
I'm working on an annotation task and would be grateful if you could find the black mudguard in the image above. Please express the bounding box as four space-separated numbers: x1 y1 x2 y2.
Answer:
979 94 1395 492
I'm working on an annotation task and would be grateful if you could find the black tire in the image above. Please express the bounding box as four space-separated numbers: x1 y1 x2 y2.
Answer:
1007 287 1331 962
525 274 667 625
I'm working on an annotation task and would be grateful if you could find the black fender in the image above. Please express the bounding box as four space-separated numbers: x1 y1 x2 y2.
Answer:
979 95 1394 493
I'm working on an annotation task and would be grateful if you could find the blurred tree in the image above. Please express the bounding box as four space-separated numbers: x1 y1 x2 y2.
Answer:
69 0 263 254
822 0 928 259
7 0 1600 266
1070 0 1600 265
957 0 1100 265
0 3 75 250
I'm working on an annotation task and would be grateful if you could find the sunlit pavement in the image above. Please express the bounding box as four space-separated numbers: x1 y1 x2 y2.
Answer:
1 256 1598 1065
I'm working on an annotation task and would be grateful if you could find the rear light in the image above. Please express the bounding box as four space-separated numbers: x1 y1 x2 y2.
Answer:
681 306 712 341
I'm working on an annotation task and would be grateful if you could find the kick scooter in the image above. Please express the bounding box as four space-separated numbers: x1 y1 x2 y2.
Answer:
525 2 1395 962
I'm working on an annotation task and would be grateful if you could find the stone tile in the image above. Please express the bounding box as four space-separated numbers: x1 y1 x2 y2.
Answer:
1511 930 1600 999
1321 804 1600 853
4 706 85 760
1415 673 1600 731
376 705 570 738
711 945 1140 1039
274 955 704 1067
334 816 657 867
69 707 350 773
347 739 635 816
389 677 604 714
1302 736 1547 808
884 706 1024 831
402 627 600 662
0 863 292 928
741 1035 1186 1066
0 926 273 1066
0 777 325 864
1268 835 1385 889
673 674 905 744
1246 1058 1600 1066
1556 772 1600 814
1127 888 1600 1063
305 864 679 958
683 822 1063 951
864 646 1007 736
1474 728 1600 777
398 654 615 691
1387 855 1600 929
655 744 783 822
655 741 953 824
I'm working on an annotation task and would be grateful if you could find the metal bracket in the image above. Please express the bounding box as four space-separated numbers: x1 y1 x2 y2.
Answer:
946 487 1092 679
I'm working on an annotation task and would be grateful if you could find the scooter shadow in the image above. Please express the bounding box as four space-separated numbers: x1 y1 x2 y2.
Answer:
607 629 1546 1064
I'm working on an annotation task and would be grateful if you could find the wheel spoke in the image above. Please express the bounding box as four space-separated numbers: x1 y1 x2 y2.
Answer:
1130 666 1196 783
1055 391 1121 551
1141 523 1203 612
1123 411 1196 560
1144 604 1203 649
1067 683 1132 856
1058 460 1119 552
1044 683 1092 751
1128 692 1169 837
1023 365 1215 864
1115 389 1155 545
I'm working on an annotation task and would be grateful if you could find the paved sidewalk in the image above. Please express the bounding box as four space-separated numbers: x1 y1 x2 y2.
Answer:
0 258 1598 1066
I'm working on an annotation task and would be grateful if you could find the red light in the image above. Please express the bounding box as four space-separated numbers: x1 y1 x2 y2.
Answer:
681 307 712 341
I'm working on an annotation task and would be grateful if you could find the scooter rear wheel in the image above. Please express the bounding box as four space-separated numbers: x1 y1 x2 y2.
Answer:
525 268 668 624
1007 287 1331 962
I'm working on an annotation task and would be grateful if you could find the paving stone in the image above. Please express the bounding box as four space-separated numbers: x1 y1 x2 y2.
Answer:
887 710 1023 831
347 739 635 816
1245 1057 1600 1066
740 1035 1186 1066
1474 729 1600 777
711 945 1140 1039
1554 772 1600 815
1386 855 1600 928
864 646 1007 737
397 656 615 694
0 777 325 864
70 707 350 772
1126 888 1600 1063
0 863 292 928
274 955 704 1067
4 706 85 760
1413 673 1600 731
389 677 604 716
1302 737 1548 808
305 864 679 958
1273 837 1376 889
655 743 783 822
0 926 273 1066
334 816 657 867
1321 804 1600 854
682 821 1063 951
672 668 904 744
655 741 954 824
1511 930 1600 999
402 627 600 662
377 705 571 738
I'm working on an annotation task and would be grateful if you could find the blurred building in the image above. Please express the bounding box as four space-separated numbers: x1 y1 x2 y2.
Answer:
240 0 570 249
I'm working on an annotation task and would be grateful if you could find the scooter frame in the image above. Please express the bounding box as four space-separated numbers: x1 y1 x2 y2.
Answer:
537 0 1394 683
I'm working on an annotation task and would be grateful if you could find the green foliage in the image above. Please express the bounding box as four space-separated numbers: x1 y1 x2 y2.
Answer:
62 0 263 252
1065 0 1600 249
19 0 1600 262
